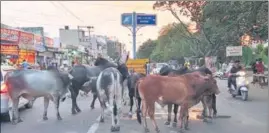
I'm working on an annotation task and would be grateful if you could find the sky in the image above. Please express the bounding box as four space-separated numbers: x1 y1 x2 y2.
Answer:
1 1 190 57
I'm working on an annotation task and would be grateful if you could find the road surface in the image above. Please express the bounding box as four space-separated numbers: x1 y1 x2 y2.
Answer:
1 79 268 133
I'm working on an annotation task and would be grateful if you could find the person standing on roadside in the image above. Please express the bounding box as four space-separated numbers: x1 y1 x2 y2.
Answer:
21 59 29 70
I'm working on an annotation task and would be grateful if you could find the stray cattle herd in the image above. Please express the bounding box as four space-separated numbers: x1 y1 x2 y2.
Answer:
3 57 220 133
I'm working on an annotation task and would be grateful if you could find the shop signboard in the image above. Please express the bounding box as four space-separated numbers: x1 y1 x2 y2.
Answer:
0 28 20 45
18 31 35 50
0 45 19 55
34 35 46 52
18 49 36 64
226 46 242 56
45 37 54 48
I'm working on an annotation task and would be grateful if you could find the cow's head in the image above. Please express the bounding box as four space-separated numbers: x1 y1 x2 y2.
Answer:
203 75 220 95
81 77 97 94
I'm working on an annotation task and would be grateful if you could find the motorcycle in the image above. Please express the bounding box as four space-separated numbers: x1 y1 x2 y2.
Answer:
229 71 249 101
214 71 228 80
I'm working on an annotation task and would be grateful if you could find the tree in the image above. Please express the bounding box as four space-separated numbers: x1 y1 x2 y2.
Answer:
153 1 268 59
136 39 157 58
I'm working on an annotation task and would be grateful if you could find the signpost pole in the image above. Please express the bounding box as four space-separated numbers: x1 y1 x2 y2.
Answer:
132 12 137 59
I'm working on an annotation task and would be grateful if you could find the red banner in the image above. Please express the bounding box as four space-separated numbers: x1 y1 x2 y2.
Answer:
45 37 54 47
19 31 34 50
18 50 36 64
1 28 20 45
0 45 19 55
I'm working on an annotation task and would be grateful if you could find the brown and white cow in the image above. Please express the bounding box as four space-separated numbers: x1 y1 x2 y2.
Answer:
136 72 220 133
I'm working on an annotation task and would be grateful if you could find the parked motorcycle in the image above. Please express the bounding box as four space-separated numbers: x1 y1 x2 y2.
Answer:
229 70 249 101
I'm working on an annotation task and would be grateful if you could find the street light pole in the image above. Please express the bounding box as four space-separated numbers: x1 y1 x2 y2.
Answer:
132 12 137 59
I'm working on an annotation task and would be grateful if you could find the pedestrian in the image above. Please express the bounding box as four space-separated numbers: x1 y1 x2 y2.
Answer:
21 59 30 70
251 59 258 83
255 58 265 83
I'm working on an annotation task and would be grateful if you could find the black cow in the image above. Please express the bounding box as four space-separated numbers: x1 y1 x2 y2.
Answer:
69 57 129 114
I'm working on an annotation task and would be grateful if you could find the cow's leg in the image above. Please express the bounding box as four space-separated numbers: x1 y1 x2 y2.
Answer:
183 109 190 130
53 95 62 120
142 100 150 132
165 103 172 125
173 104 179 127
178 105 188 133
148 102 160 133
212 94 217 118
201 97 207 119
129 93 134 118
70 87 81 114
90 93 98 109
43 96 50 120
11 97 21 124
96 91 105 123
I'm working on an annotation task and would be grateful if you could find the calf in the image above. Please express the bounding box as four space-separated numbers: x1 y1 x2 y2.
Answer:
5 69 71 124
136 72 220 133
95 67 124 132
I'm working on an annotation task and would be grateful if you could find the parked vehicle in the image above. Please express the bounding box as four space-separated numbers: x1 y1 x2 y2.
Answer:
0 66 34 122
229 70 249 101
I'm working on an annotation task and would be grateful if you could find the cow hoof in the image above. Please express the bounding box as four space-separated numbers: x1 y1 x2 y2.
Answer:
144 128 150 133
115 126 120 131
155 128 160 133
90 106 95 110
172 122 177 127
11 120 18 125
213 113 217 118
164 121 170 125
57 116 62 120
110 126 118 132
76 108 81 113
100 117 105 123
203 118 208 123
72 110 77 115
18 118 23 123
184 127 189 130
178 128 184 133
43 116 48 120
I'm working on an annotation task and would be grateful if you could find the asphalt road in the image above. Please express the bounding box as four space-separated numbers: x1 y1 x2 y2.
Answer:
1 79 268 133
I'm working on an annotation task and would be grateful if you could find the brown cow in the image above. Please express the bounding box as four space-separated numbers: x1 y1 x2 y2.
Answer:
136 72 220 133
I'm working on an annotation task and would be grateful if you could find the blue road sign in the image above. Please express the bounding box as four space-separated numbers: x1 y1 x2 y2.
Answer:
136 14 156 26
121 13 133 26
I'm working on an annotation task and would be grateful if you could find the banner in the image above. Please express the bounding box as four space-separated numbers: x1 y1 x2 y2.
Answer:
0 28 20 45
45 37 54 48
18 31 35 50
226 46 243 56
0 45 19 55
34 35 46 52
18 50 36 64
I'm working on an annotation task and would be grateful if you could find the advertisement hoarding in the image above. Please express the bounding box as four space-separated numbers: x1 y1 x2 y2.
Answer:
226 46 243 56
18 31 35 50
0 28 20 45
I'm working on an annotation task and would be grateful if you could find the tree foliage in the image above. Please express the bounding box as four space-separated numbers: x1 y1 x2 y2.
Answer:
137 1 268 63
137 39 157 59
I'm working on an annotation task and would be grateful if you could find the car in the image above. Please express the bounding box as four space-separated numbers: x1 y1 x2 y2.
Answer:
0 66 34 122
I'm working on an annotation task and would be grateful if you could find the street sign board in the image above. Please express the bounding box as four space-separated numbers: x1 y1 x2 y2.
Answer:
121 13 132 26
136 14 156 26
226 46 243 56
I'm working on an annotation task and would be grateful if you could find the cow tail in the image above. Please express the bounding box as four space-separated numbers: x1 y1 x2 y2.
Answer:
96 71 103 107
135 78 143 124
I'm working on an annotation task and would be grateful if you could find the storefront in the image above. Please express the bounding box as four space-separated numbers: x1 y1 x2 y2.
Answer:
18 50 36 64
0 28 20 65
18 30 36 64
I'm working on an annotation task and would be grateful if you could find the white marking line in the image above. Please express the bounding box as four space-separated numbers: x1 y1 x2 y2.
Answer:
87 116 101 133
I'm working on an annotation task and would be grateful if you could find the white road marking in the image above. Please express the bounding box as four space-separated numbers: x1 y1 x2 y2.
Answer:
87 116 101 133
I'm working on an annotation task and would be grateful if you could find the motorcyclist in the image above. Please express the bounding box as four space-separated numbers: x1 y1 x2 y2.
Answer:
227 60 242 91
